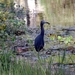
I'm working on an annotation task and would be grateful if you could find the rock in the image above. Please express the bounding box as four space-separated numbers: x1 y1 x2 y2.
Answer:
14 46 30 54
14 30 25 36
66 46 75 54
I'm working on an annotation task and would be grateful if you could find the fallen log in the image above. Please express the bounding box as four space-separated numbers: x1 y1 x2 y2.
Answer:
53 63 75 66
62 28 75 31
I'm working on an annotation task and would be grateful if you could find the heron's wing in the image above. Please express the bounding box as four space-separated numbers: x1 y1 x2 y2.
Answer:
34 35 44 51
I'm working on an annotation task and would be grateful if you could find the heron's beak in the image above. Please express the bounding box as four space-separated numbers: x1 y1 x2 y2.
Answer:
45 22 50 25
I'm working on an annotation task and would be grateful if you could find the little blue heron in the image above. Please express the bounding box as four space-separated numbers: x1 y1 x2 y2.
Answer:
34 20 50 53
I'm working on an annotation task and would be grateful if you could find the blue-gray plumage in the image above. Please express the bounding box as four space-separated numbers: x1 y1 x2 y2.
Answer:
34 20 50 52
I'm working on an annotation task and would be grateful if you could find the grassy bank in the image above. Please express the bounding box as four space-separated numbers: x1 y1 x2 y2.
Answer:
0 48 75 75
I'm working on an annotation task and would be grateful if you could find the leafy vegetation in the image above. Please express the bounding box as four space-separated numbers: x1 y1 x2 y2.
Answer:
0 0 26 41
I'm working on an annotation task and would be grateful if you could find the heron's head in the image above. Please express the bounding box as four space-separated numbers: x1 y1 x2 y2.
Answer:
40 20 50 26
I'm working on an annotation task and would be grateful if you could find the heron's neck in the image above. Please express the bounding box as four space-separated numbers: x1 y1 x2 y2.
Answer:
40 25 44 36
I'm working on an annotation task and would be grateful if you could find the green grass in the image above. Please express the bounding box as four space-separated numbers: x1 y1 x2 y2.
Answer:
0 48 75 75
0 42 75 75
0 56 46 75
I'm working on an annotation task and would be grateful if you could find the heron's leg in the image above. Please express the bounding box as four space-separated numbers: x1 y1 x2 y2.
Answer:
38 51 40 59
38 51 42 65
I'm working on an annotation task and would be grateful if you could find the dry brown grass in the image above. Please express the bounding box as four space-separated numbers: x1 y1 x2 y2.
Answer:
40 0 75 26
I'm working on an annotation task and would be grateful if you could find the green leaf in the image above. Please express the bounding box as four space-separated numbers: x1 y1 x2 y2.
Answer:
50 36 55 40
58 36 64 41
